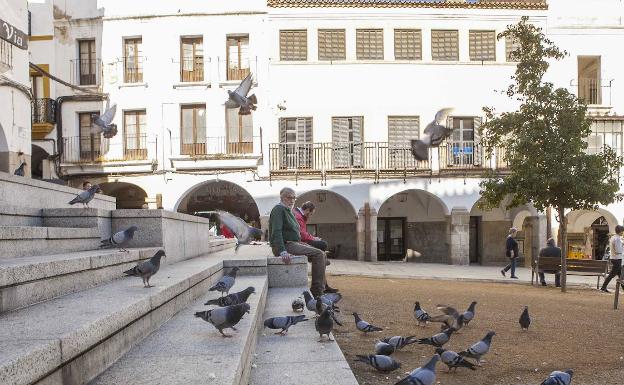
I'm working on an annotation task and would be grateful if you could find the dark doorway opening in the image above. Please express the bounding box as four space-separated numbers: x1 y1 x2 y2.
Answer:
591 216 609 260
469 216 482 264
377 217 405 261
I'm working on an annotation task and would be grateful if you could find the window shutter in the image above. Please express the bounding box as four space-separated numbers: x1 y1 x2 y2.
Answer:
469 30 496 61
280 30 307 61
431 30 459 61
473 116 482 166
332 117 350 168
352 117 363 167
394 29 422 60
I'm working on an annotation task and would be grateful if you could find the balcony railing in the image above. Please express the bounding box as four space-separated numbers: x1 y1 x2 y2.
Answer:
70 58 101 86
217 56 258 82
181 58 204 82
578 78 602 105
62 134 151 163
180 136 261 157
31 98 56 125
123 56 144 83
438 141 485 170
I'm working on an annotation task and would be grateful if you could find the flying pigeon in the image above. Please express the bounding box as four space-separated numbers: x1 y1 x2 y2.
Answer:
355 354 401 372
353 312 383 333
315 306 338 341
519 306 531 330
68 184 100 208
100 225 137 252
540 370 574 385
13 161 26 176
209 266 240 297
224 72 257 115
463 301 478 325
374 340 396 356
410 108 454 161
381 335 418 351
203 211 262 252
414 301 431 326
205 286 255 307
194 302 250 337
431 305 465 332
90 103 118 139
263 315 308 335
458 331 496 365
435 348 477 372
123 249 166 287
292 297 305 312
417 327 455 347
395 355 440 385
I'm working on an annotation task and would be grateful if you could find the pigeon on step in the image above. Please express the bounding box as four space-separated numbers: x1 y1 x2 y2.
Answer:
395 355 440 385
540 370 574 385
291 297 305 312
315 306 337 341
194 303 250 337
354 354 401 372
13 161 26 176
123 250 166 287
435 348 477 372
209 267 240 297
100 225 137 252
458 331 496 365
353 312 383 333
68 184 100 208
205 286 255 307
263 315 308 335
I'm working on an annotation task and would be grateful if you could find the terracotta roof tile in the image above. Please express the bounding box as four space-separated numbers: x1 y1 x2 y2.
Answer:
267 0 548 10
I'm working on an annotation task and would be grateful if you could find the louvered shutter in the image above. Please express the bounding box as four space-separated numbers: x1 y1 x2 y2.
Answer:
297 118 312 168
332 117 350 168
352 117 363 167
473 116 482 166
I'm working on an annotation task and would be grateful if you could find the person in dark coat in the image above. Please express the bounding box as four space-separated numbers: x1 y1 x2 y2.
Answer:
537 238 561 287
501 227 519 279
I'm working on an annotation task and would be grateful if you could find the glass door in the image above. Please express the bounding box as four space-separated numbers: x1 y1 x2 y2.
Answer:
377 218 405 261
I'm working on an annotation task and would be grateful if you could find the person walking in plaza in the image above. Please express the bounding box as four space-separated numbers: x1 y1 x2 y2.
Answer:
501 227 519 279
537 238 561 287
269 187 337 297
600 225 624 293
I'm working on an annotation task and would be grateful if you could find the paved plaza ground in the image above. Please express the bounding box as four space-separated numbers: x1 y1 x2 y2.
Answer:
330 275 624 385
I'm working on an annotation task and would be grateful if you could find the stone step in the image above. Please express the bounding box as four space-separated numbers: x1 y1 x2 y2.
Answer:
0 245 263 385
249 287 359 385
0 247 161 313
89 275 268 385
0 226 101 259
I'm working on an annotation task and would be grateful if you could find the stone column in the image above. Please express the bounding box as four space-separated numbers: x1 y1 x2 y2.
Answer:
357 204 378 262
450 207 470 265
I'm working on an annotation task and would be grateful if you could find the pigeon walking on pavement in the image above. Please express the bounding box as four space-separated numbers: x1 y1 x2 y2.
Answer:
90 103 118 139
263 315 309 335
355 355 401 373
462 301 478 325
375 340 396 356
353 312 383 333
13 161 26 176
519 306 531 330
194 303 250 337
315 306 338 341
540 370 574 385
395 355 440 385
303 291 340 314
410 108 454 161
123 249 166 287
224 72 257 115
458 331 496 365
205 286 255 307
204 211 262 252
414 301 431 326
68 184 100 208
100 225 137 252
209 266 240 297
435 348 477 372
381 335 418 351
417 327 456 347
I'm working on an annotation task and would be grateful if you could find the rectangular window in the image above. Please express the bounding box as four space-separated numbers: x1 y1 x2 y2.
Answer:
280 30 307 61
394 29 422 60
578 56 602 105
226 35 250 81
505 36 521 62
388 116 420 167
79 112 100 161
469 30 496 61
123 110 147 160
431 30 459 61
225 108 253 154
124 37 143 83
446 117 482 167
588 119 624 155
356 29 384 60
180 104 206 155
332 116 363 167
279 117 313 169
78 39 97 85
0 39 12 70
318 29 346 61
180 37 203 82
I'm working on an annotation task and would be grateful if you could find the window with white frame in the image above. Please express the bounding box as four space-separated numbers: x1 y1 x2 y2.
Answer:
587 119 624 155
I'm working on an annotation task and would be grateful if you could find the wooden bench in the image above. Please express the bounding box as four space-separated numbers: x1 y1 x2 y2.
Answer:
614 278 624 309
532 258 609 289
531 257 561 286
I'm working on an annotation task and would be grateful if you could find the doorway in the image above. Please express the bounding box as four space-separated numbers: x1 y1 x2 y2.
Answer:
377 217 405 261
591 216 609 259
469 216 482 264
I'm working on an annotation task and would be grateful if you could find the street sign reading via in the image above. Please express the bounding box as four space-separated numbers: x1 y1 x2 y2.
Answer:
0 18 28 50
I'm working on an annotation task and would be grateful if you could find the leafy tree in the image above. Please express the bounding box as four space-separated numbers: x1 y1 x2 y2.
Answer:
478 16 623 292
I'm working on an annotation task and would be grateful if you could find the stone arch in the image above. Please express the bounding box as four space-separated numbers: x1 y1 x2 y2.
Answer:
30 144 49 180
565 208 618 259
567 208 618 233
99 182 148 209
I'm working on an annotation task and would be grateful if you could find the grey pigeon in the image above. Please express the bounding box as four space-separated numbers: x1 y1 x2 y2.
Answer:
315 306 337 341
414 301 431 326
459 331 496 365
204 210 262 252
100 225 137 252
410 107 454 161
540 370 573 385
375 340 395 356
13 161 26 176
355 354 401 372
263 315 308 335
209 267 240 297
463 301 478 325
68 184 100 208
123 249 166 287
381 335 417 350
205 286 255 307
353 312 383 333
431 305 465 332
395 354 440 385
519 306 531 330
195 302 250 337
291 297 305 312
417 327 455 347
303 291 340 314
435 348 477 372
224 72 257 115
90 103 118 138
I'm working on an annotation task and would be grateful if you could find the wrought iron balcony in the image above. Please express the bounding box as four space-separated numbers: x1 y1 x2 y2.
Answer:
438 141 486 171
61 134 151 163
31 98 56 125
180 136 261 157
70 58 101 86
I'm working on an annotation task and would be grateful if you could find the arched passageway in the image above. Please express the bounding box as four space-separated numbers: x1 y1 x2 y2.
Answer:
100 182 148 209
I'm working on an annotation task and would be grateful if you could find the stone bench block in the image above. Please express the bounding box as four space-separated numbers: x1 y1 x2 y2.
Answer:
267 256 308 288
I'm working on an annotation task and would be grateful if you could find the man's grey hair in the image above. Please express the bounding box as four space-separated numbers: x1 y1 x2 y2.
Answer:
280 187 295 197
546 238 555 246
509 227 518 235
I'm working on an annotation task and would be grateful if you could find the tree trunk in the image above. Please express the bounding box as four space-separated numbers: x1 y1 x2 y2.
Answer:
558 206 567 292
